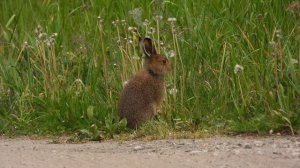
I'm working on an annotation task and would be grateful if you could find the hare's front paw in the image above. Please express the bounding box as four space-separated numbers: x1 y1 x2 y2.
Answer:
156 106 161 113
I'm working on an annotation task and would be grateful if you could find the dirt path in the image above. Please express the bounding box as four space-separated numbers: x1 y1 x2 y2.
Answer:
1 136 300 168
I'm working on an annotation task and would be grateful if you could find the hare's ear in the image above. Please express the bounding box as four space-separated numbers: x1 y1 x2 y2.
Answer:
140 37 157 57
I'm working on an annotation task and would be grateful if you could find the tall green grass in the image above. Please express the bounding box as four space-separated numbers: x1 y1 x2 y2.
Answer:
1 0 300 138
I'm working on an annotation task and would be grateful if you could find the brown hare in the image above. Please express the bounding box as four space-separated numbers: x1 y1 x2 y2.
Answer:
118 37 171 129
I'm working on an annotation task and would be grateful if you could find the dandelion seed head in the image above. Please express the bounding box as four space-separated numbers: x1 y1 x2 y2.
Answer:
234 64 244 75
154 15 163 21
128 8 143 25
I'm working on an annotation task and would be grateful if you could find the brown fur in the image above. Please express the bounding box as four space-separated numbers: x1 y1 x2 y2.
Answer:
118 38 171 129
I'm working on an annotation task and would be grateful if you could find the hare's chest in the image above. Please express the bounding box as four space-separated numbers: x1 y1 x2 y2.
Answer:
150 82 165 102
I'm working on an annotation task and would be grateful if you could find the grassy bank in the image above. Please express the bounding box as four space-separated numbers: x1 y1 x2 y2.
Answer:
1 0 300 139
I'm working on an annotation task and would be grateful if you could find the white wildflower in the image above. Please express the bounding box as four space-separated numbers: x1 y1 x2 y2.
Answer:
97 16 103 23
128 26 134 31
154 15 163 21
121 19 127 26
112 20 119 26
234 64 244 75
275 29 282 39
168 87 178 95
168 50 176 58
269 41 277 48
123 80 129 86
291 58 298 64
74 78 84 85
52 33 58 37
23 41 29 49
149 27 155 34
45 39 51 47
143 19 150 27
128 26 137 33
133 55 140 60
167 17 177 23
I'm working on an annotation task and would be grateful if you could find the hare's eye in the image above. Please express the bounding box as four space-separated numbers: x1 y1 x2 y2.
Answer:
162 60 167 64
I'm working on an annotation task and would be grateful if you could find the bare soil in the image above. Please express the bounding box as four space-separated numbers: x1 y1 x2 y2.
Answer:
1 136 300 168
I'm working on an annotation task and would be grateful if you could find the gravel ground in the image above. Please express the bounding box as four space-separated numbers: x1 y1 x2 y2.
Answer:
0 136 300 168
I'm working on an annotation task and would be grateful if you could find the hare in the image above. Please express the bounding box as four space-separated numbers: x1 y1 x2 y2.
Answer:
118 37 171 129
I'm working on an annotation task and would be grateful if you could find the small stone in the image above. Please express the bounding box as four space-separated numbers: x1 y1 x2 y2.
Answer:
292 152 300 157
256 150 263 155
244 144 252 149
273 151 282 155
189 150 202 154
279 143 290 148
213 152 219 156
254 141 265 147
133 146 143 151
269 129 274 134
233 149 240 155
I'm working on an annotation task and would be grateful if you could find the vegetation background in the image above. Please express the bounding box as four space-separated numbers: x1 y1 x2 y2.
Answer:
1 0 300 139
